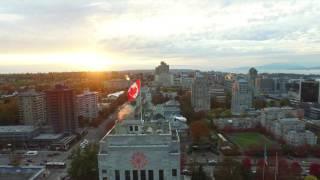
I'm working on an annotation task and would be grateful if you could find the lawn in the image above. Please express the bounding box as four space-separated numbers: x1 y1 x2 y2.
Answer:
229 132 274 150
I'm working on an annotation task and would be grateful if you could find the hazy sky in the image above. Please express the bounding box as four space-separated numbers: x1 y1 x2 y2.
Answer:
0 0 320 73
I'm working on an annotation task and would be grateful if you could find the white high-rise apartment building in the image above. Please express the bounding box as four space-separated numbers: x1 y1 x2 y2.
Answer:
191 72 210 112
18 90 46 127
231 78 253 115
76 90 98 121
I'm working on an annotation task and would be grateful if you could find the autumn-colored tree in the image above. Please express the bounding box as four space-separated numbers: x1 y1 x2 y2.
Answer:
242 157 253 180
278 159 290 180
242 157 252 170
255 161 273 180
309 163 320 177
290 161 302 179
190 120 210 142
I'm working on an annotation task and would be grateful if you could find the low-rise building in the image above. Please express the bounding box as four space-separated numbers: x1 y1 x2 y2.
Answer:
214 118 258 130
285 130 317 146
98 119 181 180
0 125 40 145
105 79 130 90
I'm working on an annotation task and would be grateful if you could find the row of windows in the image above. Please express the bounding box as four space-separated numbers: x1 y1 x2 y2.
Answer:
111 169 177 180
129 125 139 132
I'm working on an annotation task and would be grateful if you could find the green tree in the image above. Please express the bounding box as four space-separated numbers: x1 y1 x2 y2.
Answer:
280 98 290 107
221 110 232 118
68 143 99 180
253 99 267 109
0 98 19 125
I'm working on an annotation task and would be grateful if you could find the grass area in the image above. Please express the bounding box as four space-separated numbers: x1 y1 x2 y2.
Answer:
229 132 274 150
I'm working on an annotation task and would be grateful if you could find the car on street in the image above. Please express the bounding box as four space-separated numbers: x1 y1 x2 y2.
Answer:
182 169 192 176
208 159 218 166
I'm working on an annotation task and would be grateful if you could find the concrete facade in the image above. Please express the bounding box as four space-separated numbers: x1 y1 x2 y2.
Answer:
98 119 181 180
191 73 210 112
231 78 252 115
76 90 98 121
18 90 46 127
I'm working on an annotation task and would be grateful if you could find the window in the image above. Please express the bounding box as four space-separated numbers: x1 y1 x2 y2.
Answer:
125 170 131 180
148 170 154 180
133 170 138 180
159 170 164 180
134 125 138 131
129 126 133 131
115 170 120 180
172 169 177 176
140 170 146 180
102 169 107 174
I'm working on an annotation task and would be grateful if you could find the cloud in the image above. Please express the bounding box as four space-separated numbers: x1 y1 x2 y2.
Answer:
0 0 320 71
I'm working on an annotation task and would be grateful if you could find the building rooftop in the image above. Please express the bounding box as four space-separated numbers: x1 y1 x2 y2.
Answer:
107 91 124 98
0 126 37 134
263 107 294 111
278 118 304 124
109 120 171 136
77 90 98 97
0 166 45 180
33 133 64 140
18 90 43 97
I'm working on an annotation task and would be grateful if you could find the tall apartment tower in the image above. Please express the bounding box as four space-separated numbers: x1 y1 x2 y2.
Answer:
155 61 173 87
76 90 99 122
18 90 46 127
46 85 77 134
191 72 210 112
248 67 258 96
231 77 253 115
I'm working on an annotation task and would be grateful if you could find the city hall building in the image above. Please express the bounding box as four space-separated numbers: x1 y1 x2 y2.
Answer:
98 119 181 180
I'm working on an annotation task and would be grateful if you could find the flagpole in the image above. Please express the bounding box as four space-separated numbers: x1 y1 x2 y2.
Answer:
263 162 265 180
263 144 266 180
139 82 143 124
275 152 278 180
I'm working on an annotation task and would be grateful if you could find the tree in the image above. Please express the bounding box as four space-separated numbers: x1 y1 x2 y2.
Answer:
242 158 253 180
309 163 320 178
242 158 252 170
190 120 210 142
215 158 244 180
278 159 290 180
280 98 290 107
221 110 232 118
304 176 318 180
0 98 19 125
254 99 267 109
68 143 99 180
291 161 302 179
192 165 210 180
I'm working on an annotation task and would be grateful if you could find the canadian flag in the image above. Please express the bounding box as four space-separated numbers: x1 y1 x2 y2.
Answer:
128 80 141 101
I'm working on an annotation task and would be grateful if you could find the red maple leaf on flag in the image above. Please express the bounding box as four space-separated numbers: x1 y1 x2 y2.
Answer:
128 80 141 101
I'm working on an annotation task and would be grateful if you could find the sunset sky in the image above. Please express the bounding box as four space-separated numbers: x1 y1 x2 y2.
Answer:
0 0 320 73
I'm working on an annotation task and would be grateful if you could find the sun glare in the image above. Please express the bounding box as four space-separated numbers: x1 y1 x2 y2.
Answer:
65 53 113 71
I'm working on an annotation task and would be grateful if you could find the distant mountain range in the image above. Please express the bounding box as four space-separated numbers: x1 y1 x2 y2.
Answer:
229 63 320 72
